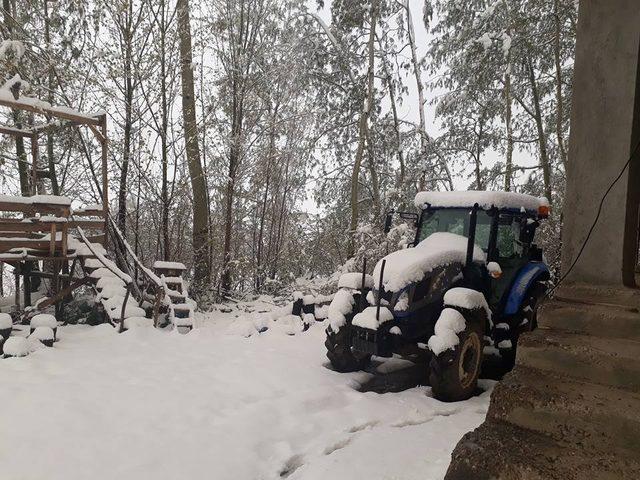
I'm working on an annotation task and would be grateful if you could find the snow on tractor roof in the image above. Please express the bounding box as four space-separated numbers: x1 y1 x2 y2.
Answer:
373 232 486 292
414 190 548 212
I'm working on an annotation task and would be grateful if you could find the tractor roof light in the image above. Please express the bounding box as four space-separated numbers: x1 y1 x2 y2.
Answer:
538 204 551 218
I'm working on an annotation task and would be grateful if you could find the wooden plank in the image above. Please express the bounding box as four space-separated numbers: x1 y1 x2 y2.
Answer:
0 238 64 253
0 220 70 233
0 97 102 126
85 234 105 245
0 200 70 217
72 209 105 218
68 219 105 230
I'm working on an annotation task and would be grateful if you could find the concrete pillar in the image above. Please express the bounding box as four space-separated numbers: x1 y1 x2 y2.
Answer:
445 2 640 478
561 0 640 286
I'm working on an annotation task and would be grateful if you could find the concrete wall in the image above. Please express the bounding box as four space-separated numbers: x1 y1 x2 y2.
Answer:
562 0 640 286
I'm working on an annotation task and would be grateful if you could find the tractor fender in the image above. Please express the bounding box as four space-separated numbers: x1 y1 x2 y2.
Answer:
503 262 549 315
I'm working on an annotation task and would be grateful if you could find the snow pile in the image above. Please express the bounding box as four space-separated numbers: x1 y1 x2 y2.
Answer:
352 306 394 330
373 232 485 292
97 277 125 290
123 317 154 329
3 336 31 357
107 305 146 320
327 289 355 332
30 314 57 329
444 287 491 321
337 272 374 290
414 190 548 212
428 308 466 356
153 261 186 271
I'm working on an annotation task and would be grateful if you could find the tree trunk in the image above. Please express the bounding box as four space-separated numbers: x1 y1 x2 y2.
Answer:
43 0 59 196
526 57 553 203
159 0 170 261
2 0 29 196
475 118 484 189
553 0 567 168
405 0 452 191
117 2 134 237
504 63 514 191
348 0 378 257
177 0 210 291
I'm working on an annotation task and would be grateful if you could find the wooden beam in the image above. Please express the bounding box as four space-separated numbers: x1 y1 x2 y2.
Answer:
0 97 102 126
26 276 92 313
0 125 35 138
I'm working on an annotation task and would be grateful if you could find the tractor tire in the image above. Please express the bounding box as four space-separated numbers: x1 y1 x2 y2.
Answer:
325 325 371 373
499 281 547 368
429 307 485 402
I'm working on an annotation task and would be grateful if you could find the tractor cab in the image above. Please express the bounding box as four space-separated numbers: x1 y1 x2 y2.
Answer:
409 192 549 314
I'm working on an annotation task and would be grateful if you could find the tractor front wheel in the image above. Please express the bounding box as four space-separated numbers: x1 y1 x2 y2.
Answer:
429 308 484 402
325 325 371 373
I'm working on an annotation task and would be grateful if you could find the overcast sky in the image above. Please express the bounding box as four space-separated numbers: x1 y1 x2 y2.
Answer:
301 0 536 213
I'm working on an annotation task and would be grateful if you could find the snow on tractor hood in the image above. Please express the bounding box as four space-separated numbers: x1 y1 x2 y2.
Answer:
373 232 486 292
414 190 549 213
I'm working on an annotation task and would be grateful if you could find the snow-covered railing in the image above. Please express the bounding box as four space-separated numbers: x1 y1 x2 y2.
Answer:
106 214 166 325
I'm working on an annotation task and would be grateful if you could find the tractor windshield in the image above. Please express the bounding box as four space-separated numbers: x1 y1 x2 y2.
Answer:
417 208 493 252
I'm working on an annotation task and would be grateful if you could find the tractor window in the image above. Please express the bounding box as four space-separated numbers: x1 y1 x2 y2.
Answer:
496 216 523 258
474 211 492 252
418 209 492 252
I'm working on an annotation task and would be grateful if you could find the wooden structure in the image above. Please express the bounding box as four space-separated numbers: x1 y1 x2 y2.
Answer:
0 83 173 329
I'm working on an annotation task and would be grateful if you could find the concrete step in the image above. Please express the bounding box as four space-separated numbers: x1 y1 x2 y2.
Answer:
517 329 640 394
446 415 640 480
487 364 640 459
540 298 640 341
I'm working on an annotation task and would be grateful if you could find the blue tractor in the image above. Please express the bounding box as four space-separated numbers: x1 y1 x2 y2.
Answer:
325 191 550 402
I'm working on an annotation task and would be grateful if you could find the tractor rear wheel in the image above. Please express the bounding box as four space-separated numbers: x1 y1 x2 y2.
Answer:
325 325 371 372
429 307 485 402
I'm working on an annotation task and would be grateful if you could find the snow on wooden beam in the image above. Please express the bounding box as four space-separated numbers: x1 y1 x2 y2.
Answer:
0 78 102 126
0 124 35 138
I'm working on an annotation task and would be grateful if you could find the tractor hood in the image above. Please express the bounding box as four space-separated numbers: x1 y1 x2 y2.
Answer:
372 232 486 293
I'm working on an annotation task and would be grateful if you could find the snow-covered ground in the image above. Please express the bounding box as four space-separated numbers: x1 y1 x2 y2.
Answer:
0 299 493 480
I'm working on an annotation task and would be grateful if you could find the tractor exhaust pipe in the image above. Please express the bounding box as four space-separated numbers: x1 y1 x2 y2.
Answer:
376 259 386 322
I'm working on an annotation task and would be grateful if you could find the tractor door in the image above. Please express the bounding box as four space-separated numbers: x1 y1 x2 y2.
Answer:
489 214 530 307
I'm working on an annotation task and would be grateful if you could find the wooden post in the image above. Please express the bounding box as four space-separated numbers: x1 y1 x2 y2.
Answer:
14 265 20 311
30 134 38 196
52 260 60 318
23 262 31 308
100 114 109 249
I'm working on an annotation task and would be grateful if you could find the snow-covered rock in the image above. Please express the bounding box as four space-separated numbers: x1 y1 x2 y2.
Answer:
31 326 54 346
3 336 30 357
30 314 57 329
373 232 485 292
428 308 466 356
0 312 12 330
352 306 394 330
